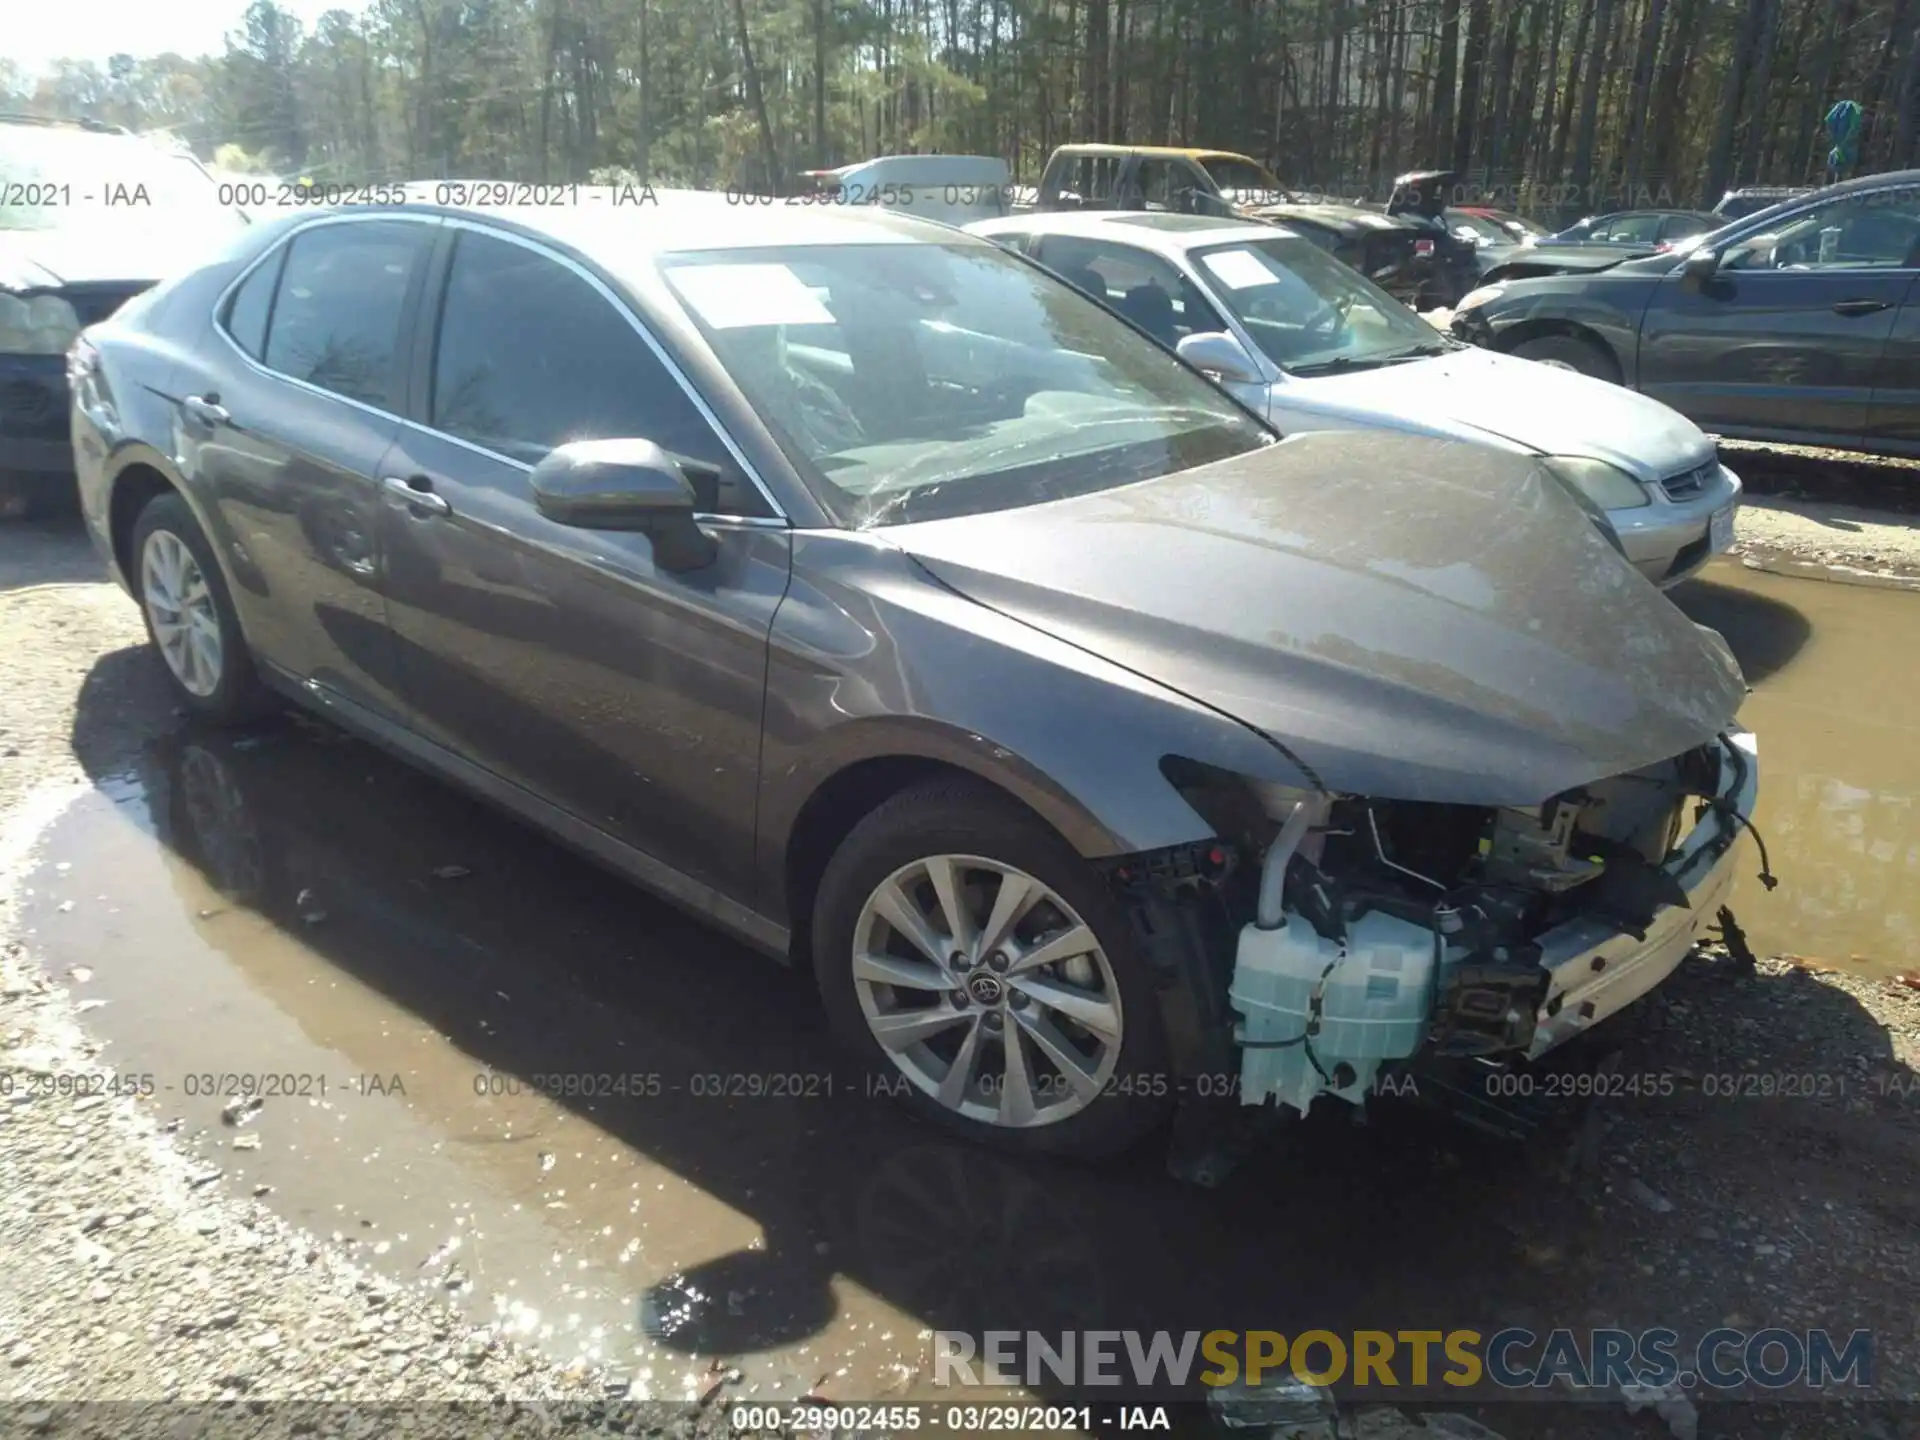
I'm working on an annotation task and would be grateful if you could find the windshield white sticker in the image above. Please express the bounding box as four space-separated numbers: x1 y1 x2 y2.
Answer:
666 263 835 329
1201 249 1278 290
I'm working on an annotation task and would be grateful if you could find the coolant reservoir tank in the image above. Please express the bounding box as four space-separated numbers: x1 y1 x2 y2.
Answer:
1229 911 1440 1116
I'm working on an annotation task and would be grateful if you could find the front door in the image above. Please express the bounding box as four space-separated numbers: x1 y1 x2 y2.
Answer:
1636 185 1920 446
378 225 788 901
1866 274 1920 458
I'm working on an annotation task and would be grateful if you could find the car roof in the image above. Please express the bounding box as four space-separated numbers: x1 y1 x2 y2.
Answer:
1047 144 1266 166
1263 200 1405 223
804 154 1010 183
1581 207 1719 221
283 193 978 257
1757 169 1919 200
967 209 1275 256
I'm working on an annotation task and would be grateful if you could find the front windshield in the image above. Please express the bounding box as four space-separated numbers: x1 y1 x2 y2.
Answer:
1188 234 1445 373
659 241 1273 527
0 125 246 234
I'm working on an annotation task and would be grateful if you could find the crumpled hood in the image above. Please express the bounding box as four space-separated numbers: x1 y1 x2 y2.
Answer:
887 430 1747 805
1288 346 1714 482
0 219 244 290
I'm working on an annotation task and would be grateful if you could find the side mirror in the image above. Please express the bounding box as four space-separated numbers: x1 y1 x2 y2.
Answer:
1680 248 1720 286
1176 331 1262 386
528 438 718 572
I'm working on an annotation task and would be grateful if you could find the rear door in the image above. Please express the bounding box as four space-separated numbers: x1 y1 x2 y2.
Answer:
175 215 438 720
377 223 789 901
1636 184 1920 445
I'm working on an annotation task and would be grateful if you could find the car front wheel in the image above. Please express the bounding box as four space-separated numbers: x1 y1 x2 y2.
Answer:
813 780 1173 1159
1511 332 1621 383
131 492 276 725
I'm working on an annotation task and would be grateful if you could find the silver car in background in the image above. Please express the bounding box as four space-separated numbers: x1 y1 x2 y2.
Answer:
971 210 1742 588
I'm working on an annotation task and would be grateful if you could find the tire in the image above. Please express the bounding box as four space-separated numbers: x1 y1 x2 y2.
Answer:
130 492 277 725
813 780 1173 1159
1511 332 1621 383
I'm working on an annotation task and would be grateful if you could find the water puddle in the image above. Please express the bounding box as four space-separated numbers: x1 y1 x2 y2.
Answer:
15 718 1529 1401
1674 559 1920 978
10 553 1915 1400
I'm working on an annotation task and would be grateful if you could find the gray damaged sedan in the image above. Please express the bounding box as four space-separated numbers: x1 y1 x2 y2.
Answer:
70 200 1762 1159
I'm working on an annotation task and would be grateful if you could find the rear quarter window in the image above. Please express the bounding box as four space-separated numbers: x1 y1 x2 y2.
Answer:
221 247 286 360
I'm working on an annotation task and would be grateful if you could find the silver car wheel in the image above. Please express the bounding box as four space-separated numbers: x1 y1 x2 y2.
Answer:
142 529 223 698
851 854 1123 1128
1535 357 1579 372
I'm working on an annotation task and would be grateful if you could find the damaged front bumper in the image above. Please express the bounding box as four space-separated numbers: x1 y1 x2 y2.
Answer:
1524 728 1757 1058
1226 728 1760 1116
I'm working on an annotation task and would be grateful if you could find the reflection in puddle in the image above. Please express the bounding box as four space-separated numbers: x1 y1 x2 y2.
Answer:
1675 560 1920 977
13 553 1916 1402
17 716 1592 1402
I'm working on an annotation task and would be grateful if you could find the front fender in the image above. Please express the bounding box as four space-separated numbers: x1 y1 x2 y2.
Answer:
756 531 1312 921
1471 283 1651 382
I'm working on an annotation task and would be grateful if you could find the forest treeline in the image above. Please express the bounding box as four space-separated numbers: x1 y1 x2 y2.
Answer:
4 0 1917 219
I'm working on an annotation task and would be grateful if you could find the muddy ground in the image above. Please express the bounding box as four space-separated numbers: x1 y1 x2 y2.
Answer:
1 459 1918 1440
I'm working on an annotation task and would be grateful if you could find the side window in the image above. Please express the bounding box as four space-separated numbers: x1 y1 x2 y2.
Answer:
429 230 762 515
1597 213 1662 244
1134 160 1206 213
1035 237 1224 347
1131 160 1170 209
261 221 428 409
1726 188 1920 271
221 247 284 361
1176 160 1223 213
1060 156 1120 207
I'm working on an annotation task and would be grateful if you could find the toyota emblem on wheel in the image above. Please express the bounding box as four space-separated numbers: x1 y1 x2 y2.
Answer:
966 973 1005 1005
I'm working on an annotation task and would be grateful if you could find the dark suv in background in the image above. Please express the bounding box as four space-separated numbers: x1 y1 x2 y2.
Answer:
0 114 248 518
1450 169 1920 457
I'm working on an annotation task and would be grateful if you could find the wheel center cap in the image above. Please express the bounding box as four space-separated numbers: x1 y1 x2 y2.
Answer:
966 973 1005 1006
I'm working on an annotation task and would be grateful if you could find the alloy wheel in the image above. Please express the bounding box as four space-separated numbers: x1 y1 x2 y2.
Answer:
142 529 223 697
850 854 1124 1129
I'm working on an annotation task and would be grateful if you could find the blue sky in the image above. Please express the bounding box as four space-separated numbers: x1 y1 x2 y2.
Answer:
12 0 347 73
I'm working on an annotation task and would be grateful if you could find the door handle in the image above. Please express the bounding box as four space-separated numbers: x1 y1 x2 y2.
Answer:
382 474 452 517
1832 298 1891 316
181 393 230 427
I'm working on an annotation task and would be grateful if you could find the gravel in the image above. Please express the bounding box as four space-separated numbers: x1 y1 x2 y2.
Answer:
1732 495 1920 585
0 524 763 1436
4 510 1918 1437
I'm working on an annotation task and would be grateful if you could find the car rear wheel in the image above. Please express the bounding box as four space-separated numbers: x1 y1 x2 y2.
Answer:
131 493 276 725
812 780 1173 1159
1511 332 1621 383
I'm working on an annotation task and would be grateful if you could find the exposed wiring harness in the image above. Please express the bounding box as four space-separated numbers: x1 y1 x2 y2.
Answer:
1710 798 1778 890
1710 733 1778 891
